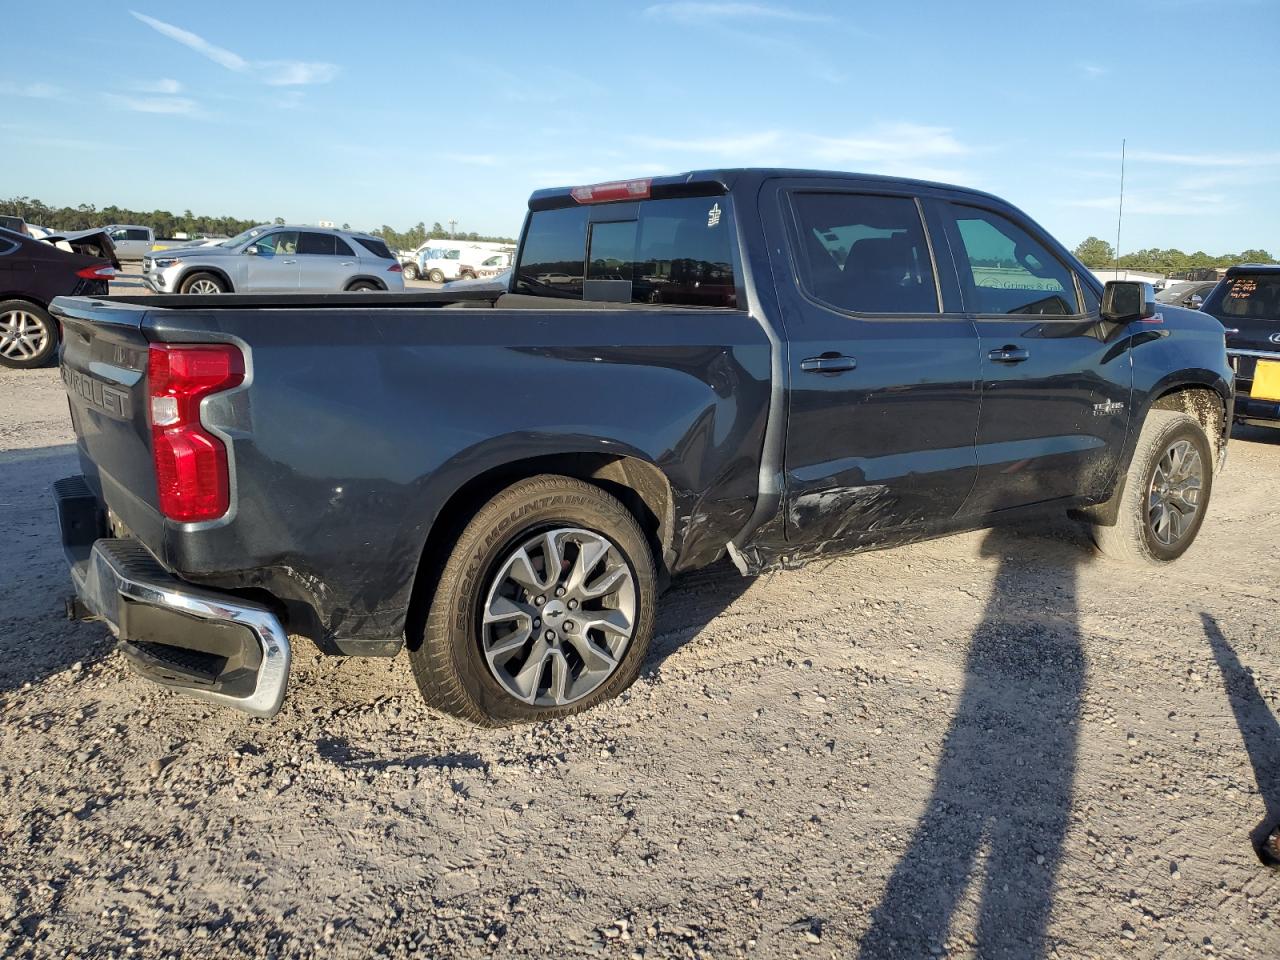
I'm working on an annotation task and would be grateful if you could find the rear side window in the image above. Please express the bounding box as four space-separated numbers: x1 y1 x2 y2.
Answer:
790 193 938 314
127 228 150 241
1209 275 1280 319
298 232 336 255
354 237 394 259
517 196 740 306
949 206 1078 316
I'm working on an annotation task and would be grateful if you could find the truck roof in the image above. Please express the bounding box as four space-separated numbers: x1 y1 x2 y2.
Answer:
528 168 1010 211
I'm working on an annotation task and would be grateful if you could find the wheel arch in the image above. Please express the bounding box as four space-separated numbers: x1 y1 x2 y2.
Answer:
176 265 234 293
344 275 387 291
404 450 676 643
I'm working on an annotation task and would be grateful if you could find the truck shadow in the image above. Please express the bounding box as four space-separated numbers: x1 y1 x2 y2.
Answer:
1201 612 1280 864
856 524 1086 959
644 560 752 673
0 443 114 696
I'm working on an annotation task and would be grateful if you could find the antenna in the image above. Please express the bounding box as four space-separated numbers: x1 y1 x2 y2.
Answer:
1114 138 1126 278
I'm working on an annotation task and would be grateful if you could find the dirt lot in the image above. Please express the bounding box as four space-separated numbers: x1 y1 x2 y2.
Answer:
2 360 1278 960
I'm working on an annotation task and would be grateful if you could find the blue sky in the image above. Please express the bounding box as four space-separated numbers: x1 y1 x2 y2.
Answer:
2 0 1277 253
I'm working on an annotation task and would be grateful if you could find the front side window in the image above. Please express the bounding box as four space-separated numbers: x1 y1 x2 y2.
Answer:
250 231 298 256
949 206 1078 315
790 192 938 314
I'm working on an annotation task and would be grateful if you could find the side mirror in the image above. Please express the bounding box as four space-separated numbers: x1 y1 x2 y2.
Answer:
1189 294 1204 310
1101 280 1157 323
245 245 259 256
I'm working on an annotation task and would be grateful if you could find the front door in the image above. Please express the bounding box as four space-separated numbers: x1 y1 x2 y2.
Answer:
762 182 981 548
935 201 1132 514
244 230 300 292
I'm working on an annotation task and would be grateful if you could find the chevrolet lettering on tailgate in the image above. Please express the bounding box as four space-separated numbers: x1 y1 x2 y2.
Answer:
63 367 133 420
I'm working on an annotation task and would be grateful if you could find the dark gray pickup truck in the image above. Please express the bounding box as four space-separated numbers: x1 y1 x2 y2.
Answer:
51 169 1234 724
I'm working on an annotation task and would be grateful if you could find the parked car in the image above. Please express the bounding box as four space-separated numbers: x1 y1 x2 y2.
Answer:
398 242 431 280
141 225 404 294
0 215 30 237
1156 280 1217 309
52 169 1232 724
1199 264 1280 427
474 252 511 278
103 225 158 259
0 226 116 369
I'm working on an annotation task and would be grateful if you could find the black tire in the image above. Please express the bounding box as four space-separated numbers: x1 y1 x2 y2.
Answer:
179 271 227 295
1089 410 1213 565
402 263 420 281
428 269 445 284
409 475 657 726
346 280 381 292
0 299 58 370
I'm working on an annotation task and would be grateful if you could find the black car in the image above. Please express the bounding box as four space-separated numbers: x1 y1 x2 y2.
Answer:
1156 279 1218 309
0 227 118 370
1200 264 1280 427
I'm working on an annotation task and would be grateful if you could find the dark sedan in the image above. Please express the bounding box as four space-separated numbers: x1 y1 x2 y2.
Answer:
1200 264 1280 427
0 227 118 370
1156 279 1218 310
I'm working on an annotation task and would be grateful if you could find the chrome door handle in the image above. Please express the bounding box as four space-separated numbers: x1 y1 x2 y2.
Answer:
340 261 355 266
988 346 1029 363
800 354 857 374
281 259 297 264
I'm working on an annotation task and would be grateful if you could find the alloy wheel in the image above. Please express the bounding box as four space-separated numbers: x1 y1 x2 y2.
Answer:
1147 439 1203 546
187 278 222 295
480 527 636 707
0 309 49 362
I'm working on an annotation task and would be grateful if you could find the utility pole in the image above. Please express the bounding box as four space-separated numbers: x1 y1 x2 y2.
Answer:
448 219 457 239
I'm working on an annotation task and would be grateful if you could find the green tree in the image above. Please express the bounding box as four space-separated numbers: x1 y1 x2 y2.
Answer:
1073 236 1115 269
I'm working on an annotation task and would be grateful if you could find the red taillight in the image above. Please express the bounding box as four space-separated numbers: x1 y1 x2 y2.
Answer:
76 263 117 280
570 178 652 204
387 262 402 273
148 344 245 522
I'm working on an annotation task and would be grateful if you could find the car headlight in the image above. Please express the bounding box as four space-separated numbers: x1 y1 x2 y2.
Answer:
154 258 182 269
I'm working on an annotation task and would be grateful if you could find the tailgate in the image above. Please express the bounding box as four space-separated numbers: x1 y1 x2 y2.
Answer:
51 296 164 546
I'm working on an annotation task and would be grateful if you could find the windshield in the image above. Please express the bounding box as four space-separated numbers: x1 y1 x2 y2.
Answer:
218 225 271 248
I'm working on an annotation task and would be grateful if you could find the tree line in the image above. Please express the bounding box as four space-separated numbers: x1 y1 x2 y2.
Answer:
1072 236 1277 274
0 197 515 248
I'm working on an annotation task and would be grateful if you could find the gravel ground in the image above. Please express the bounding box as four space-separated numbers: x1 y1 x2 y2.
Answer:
2 359 1278 960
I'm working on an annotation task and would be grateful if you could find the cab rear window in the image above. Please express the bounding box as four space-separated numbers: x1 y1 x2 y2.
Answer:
516 196 739 307
1207 275 1280 319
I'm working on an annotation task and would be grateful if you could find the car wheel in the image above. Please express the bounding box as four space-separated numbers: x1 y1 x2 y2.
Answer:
409 475 657 726
0 300 58 370
428 269 445 284
180 272 227 295
346 281 381 292
1089 410 1213 565
402 263 419 281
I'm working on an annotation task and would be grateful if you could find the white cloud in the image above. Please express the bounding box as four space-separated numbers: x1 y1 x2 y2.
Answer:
443 153 504 167
0 81 63 99
629 131 784 154
1065 193 1236 216
1078 61 1108 78
644 2 832 22
130 11 248 71
135 78 183 94
1081 148 1280 168
258 61 340 87
129 11 338 86
106 94 200 115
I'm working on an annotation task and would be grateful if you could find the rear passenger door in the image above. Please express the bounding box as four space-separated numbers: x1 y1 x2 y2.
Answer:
763 181 981 547
935 201 1131 514
297 232 357 291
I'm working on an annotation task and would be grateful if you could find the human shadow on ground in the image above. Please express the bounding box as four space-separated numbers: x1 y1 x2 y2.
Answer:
0 443 114 695
857 524 1087 959
1202 612 1280 865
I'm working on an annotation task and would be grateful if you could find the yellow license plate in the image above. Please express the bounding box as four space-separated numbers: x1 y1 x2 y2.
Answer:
1254 359 1280 401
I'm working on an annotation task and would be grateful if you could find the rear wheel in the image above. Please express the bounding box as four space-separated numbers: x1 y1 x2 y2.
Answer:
1089 410 1213 564
346 280 381 292
428 269 445 284
409 475 657 725
180 272 226 295
0 300 58 369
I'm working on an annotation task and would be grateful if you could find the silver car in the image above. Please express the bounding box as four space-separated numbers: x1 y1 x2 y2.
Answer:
142 225 405 295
